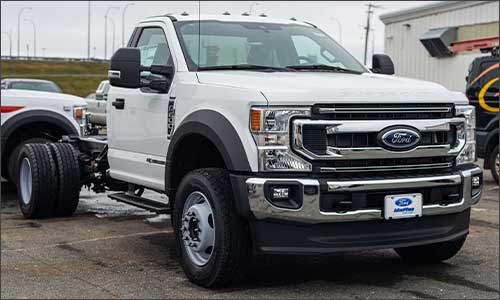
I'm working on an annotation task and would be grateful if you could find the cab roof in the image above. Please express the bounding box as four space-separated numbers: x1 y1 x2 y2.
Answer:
146 13 315 27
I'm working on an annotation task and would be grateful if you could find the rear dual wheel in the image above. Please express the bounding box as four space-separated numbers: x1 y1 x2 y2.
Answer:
17 143 80 219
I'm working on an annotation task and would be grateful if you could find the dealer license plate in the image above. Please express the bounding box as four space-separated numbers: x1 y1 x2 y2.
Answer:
384 193 422 220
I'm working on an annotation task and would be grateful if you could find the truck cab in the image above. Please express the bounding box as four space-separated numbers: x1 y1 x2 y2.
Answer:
15 13 483 288
465 51 499 182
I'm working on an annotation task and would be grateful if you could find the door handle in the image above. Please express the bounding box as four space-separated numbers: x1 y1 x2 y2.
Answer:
112 98 125 109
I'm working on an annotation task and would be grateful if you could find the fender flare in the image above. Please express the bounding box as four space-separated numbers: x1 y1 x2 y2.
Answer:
1 109 79 155
165 109 251 193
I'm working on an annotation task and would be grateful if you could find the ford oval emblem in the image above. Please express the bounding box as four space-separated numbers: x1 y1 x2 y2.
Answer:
395 198 413 207
379 127 421 151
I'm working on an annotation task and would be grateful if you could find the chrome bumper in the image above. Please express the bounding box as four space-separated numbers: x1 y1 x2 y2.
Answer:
246 167 482 224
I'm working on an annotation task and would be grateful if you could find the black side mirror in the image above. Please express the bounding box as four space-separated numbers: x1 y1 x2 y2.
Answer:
150 65 174 77
109 48 141 88
149 79 170 93
371 54 395 75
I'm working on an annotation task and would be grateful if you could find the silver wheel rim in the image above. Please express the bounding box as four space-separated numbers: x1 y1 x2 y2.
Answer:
181 191 215 266
19 158 32 205
495 153 499 177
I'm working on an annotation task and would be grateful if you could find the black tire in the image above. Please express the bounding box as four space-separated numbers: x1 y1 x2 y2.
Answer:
8 137 50 183
394 236 467 264
48 143 81 217
16 144 58 219
489 145 499 184
173 168 250 288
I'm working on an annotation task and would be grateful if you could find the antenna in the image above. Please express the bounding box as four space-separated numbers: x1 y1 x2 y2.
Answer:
198 0 201 71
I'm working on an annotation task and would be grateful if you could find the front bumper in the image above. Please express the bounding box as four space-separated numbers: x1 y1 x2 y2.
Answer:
231 167 482 254
244 166 482 224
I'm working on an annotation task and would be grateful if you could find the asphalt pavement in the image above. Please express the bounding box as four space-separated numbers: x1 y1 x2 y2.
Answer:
1 163 498 299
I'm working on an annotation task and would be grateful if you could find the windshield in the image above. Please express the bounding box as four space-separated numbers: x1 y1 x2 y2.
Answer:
9 81 62 93
174 21 367 73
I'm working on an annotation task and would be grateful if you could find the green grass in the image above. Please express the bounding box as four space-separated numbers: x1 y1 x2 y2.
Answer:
1 60 108 97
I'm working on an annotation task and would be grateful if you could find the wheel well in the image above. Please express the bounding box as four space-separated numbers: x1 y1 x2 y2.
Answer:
167 134 227 204
2 121 70 177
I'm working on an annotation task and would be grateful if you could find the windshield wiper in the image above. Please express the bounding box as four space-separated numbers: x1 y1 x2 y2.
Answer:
198 64 293 72
285 64 363 74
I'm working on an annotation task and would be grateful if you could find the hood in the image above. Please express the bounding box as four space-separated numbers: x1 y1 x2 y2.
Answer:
197 71 467 105
2 89 87 106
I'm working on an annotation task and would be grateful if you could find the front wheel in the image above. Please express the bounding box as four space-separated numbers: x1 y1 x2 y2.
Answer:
173 168 250 287
394 236 467 264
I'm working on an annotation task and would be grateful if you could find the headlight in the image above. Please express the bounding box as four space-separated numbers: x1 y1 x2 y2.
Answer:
250 107 311 171
455 105 476 165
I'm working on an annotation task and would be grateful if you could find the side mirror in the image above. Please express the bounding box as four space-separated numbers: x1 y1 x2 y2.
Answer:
150 65 174 77
371 54 395 75
109 48 141 88
149 78 170 93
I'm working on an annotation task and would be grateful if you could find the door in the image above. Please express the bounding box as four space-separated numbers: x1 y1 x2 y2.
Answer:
108 24 175 190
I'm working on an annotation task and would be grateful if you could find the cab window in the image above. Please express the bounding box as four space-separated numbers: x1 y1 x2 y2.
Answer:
135 27 173 80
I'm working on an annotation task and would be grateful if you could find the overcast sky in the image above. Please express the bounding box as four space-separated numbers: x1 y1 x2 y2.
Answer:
1 1 436 62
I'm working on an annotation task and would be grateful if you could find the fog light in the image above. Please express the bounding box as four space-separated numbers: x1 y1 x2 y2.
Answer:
272 187 289 199
472 176 481 188
264 182 302 209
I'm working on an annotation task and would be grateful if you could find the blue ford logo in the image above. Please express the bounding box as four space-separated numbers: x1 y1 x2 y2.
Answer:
379 128 421 150
395 198 413 207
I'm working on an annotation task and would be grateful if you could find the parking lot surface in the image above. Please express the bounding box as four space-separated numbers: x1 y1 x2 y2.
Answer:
1 164 499 299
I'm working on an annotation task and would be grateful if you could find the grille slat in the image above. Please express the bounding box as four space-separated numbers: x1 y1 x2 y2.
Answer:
312 103 454 120
320 184 462 213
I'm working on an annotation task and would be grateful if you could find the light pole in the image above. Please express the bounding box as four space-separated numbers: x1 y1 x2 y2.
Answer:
122 2 134 47
249 2 260 15
1 31 12 57
330 17 342 44
42 47 46 57
104 6 119 59
87 1 91 60
108 16 116 57
24 18 36 57
17 7 31 57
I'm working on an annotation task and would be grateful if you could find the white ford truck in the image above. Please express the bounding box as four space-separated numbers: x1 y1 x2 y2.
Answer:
15 14 483 287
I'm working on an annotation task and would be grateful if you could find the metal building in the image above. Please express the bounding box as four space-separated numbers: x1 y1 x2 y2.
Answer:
380 1 499 92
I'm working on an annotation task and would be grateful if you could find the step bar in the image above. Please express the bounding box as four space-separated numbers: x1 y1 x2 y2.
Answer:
108 192 170 214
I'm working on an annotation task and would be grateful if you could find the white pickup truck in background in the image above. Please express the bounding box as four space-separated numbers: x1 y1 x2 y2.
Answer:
85 80 109 127
1 88 86 182
12 13 483 288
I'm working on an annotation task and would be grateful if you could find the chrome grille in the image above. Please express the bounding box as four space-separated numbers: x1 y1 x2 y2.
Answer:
292 104 464 174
